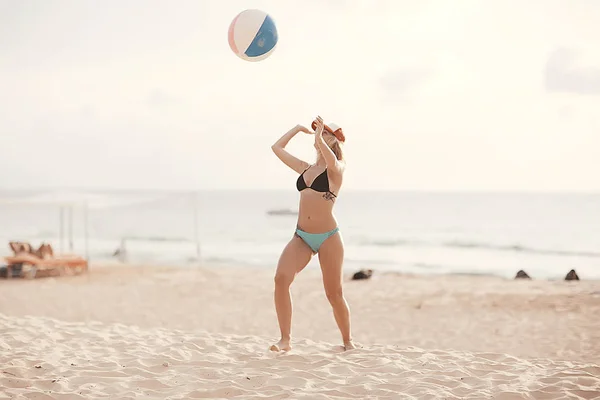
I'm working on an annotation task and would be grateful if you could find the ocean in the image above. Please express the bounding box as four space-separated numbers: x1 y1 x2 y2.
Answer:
0 190 598 280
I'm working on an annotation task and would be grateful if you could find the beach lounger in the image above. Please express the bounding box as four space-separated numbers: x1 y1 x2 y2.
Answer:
2 253 88 279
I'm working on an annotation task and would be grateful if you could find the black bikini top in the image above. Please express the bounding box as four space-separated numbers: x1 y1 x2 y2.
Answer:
296 167 337 198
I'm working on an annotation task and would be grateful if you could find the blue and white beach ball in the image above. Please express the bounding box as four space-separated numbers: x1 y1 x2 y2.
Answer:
228 9 278 62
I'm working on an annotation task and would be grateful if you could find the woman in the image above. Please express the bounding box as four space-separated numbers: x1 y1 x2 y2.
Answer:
9 241 33 255
270 115 355 352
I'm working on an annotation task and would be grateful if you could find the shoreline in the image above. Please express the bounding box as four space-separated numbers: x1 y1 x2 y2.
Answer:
36 260 598 283
9 258 592 281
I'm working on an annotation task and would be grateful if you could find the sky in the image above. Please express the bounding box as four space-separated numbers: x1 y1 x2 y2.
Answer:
1 0 599 192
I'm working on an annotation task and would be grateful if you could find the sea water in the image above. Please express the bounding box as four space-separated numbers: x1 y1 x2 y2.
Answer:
0 190 598 280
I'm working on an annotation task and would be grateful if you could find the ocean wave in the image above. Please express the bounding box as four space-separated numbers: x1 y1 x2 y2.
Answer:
357 238 600 259
356 239 424 247
442 240 600 258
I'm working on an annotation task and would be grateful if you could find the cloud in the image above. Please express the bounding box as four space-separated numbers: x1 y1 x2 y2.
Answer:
544 47 600 95
556 104 574 119
147 89 179 109
379 67 434 98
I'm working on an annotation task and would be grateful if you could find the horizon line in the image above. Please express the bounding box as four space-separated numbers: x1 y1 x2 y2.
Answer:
0 187 599 195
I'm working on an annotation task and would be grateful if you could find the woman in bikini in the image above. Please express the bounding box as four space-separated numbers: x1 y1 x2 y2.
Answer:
270 115 355 352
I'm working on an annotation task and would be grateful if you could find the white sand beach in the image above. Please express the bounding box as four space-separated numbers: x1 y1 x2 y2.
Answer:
1 264 599 399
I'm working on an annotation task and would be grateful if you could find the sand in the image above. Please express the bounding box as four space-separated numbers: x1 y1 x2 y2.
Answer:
1 263 599 399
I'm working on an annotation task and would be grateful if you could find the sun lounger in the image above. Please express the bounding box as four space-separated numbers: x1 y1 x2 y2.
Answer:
2 254 88 279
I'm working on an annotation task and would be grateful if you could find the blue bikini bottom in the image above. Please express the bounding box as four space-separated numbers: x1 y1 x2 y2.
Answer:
295 226 339 253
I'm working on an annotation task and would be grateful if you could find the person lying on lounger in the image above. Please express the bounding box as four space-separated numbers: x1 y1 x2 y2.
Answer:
9 241 55 259
34 243 54 259
9 241 34 255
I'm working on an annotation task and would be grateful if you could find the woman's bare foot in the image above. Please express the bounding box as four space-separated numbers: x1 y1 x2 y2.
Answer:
269 338 291 352
343 340 357 351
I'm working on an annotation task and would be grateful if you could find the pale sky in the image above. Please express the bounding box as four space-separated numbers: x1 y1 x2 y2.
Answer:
1 0 599 192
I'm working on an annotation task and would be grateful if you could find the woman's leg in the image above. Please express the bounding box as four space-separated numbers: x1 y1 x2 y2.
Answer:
271 235 313 352
317 232 355 350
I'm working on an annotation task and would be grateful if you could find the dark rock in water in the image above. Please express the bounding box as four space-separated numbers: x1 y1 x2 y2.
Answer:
514 270 531 279
565 269 580 281
352 269 373 280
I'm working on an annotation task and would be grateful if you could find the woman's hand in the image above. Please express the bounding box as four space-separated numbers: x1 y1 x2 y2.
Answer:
313 116 325 137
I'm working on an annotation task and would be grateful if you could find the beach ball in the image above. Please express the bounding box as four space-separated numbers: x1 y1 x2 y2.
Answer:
228 9 278 62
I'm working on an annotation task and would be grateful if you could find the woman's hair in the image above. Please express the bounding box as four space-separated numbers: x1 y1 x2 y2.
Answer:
319 132 344 161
